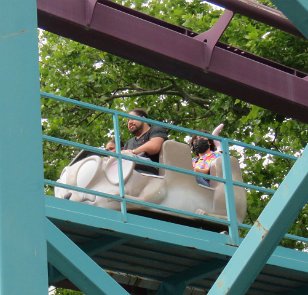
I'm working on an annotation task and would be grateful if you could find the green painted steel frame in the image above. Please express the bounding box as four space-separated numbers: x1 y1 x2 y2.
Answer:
0 1 48 294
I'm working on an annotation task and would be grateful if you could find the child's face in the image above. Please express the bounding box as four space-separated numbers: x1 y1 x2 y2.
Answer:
106 142 116 152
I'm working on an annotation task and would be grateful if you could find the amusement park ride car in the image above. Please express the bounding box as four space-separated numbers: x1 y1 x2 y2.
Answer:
55 140 247 225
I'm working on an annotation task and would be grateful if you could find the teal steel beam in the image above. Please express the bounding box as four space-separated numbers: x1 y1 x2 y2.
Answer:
45 197 308 274
266 246 308 273
271 0 308 38
47 219 129 294
49 236 126 284
0 0 48 294
157 260 225 294
46 197 234 255
208 145 308 295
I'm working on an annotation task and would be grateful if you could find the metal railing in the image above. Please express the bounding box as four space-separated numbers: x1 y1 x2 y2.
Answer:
41 92 306 246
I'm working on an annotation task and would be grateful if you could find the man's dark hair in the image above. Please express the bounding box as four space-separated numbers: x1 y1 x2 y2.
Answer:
129 108 148 118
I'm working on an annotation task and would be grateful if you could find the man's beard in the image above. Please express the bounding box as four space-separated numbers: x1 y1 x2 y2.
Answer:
130 123 143 136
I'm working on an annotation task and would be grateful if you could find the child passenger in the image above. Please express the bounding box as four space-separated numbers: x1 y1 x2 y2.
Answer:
190 124 223 187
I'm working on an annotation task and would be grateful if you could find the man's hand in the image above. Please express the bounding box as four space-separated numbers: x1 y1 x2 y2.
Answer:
121 149 135 156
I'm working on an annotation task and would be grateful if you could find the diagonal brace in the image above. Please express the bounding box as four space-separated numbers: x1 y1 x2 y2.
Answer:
49 235 126 284
194 9 234 69
46 219 129 295
208 145 308 295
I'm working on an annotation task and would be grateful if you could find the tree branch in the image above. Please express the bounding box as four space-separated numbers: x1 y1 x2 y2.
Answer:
101 84 175 102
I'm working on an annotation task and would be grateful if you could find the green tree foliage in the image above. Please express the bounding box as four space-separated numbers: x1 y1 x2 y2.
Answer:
40 0 308 260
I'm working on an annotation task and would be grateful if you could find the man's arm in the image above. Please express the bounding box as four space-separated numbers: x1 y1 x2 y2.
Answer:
130 137 165 155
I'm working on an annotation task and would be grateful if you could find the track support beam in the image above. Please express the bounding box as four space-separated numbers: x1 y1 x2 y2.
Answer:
208 145 308 295
47 220 129 295
0 0 48 294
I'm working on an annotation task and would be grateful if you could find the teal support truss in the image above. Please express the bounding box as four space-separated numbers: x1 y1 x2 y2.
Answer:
271 0 308 38
208 145 308 295
0 0 48 293
49 235 127 284
47 220 129 294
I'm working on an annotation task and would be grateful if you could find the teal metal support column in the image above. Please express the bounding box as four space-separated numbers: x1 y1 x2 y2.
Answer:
221 139 240 245
0 0 48 294
208 145 308 295
271 0 308 38
113 113 128 222
47 220 129 295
